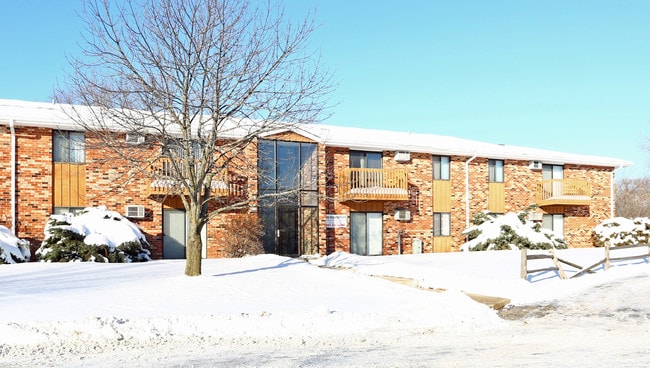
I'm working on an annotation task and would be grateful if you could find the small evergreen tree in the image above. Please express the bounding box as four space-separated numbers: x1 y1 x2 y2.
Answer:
592 217 650 247
462 207 566 251
36 206 151 263
0 226 31 264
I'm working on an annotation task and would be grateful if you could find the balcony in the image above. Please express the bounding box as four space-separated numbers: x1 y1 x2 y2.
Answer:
337 168 409 201
147 158 240 197
535 179 592 206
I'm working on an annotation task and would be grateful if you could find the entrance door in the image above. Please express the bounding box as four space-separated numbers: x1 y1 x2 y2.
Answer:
350 212 383 256
277 207 298 256
163 209 186 259
543 164 564 197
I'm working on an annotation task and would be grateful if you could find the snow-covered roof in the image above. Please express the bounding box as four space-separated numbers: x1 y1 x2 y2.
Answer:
0 98 632 168
300 124 632 168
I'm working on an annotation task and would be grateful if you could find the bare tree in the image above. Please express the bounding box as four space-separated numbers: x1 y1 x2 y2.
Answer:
616 178 650 218
55 0 333 276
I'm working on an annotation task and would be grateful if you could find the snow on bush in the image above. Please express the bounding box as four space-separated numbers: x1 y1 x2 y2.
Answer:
0 226 31 264
592 217 650 247
36 206 151 263
461 209 566 251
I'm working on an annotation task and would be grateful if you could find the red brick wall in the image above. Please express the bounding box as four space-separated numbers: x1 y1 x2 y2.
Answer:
326 150 615 254
13 127 53 254
0 126 11 230
0 123 619 258
84 134 165 259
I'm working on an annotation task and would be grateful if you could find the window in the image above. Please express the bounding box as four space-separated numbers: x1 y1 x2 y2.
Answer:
52 207 85 215
433 156 450 180
488 159 503 182
433 212 451 236
53 131 85 163
542 214 564 239
350 151 382 168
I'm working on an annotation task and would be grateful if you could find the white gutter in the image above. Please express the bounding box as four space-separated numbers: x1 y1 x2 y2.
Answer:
9 119 16 233
465 154 477 227
610 166 623 218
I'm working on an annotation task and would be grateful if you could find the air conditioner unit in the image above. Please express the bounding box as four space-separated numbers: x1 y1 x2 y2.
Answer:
529 212 543 222
125 132 145 144
394 151 411 162
529 161 543 170
125 205 146 219
394 209 411 221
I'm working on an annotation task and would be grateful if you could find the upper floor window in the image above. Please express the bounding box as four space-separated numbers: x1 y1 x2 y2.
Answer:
542 164 564 180
488 159 503 183
433 156 450 180
53 131 85 163
350 151 382 169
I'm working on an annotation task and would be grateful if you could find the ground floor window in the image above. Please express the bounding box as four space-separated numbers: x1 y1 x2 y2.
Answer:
433 212 451 236
52 207 85 215
542 214 564 239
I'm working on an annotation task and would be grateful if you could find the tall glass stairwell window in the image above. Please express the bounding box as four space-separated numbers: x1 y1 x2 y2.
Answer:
258 139 318 256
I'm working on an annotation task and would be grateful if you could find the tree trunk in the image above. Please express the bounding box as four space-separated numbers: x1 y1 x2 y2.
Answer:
184 205 203 276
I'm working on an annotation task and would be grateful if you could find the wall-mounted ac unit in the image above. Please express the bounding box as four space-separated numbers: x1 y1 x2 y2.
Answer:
529 212 543 222
394 209 411 221
126 132 145 144
394 151 411 162
125 205 145 219
529 161 543 170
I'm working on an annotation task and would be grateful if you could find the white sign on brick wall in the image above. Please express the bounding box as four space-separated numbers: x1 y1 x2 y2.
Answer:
326 214 347 228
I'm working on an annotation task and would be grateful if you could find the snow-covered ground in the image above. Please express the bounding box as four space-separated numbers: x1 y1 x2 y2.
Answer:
1 247 649 367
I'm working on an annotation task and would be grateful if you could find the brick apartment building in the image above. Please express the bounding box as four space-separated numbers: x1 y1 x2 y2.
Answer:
0 99 632 259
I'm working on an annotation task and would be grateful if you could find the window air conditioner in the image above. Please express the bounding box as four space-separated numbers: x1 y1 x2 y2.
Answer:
125 205 146 219
126 132 145 144
394 209 411 221
394 151 411 162
529 161 543 170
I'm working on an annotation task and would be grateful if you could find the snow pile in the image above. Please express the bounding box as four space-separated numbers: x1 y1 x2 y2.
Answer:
461 211 565 251
36 206 151 262
592 217 650 247
0 225 30 264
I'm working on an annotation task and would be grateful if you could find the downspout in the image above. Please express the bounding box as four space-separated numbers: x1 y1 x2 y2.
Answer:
610 166 623 218
9 119 16 233
465 154 477 227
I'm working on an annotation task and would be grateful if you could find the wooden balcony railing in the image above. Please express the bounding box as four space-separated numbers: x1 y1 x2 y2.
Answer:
147 157 240 197
535 179 592 206
337 168 409 201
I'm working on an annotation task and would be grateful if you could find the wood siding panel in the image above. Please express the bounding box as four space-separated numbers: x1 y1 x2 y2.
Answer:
53 163 86 207
433 237 452 252
432 180 451 212
488 182 505 213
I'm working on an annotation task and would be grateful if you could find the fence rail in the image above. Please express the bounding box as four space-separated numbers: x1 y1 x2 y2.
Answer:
521 243 650 280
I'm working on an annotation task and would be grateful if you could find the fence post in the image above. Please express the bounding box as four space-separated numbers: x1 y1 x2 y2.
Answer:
520 248 528 279
605 242 611 271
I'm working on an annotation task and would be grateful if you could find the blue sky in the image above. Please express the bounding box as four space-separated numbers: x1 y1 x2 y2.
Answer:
1 0 649 178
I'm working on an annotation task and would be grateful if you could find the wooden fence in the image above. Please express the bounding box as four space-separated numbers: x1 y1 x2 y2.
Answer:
521 243 650 280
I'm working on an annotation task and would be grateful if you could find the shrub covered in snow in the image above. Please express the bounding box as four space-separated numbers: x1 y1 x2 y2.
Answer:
592 217 650 247
461 209 566 251
36 206 151 263
0 226 31 264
